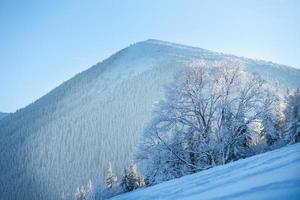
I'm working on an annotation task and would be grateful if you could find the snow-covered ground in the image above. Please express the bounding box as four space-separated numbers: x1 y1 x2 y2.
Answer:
111 143 300 200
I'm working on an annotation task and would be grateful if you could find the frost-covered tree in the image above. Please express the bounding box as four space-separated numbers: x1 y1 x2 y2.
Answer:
137 176 145 187
138 60 280 184
284 88 300 143
121 164 144 192
260 86 285 147
86 179 93 193
106 162 117 189
74 179 93 200
75 186 86 200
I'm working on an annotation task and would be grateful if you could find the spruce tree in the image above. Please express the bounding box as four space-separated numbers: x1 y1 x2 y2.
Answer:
121 164 143 192
106 162 117 189
285 88 300 143
74 186 86 200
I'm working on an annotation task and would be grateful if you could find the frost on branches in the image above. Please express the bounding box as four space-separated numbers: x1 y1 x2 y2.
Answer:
106 162 117 189
121 164 145 192
137 60 283 185
88 163 145 200
284 88 300 143
74 179 93 200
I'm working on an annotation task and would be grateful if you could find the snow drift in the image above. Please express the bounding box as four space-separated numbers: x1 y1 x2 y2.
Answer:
0 39 300 200
110 143 300 200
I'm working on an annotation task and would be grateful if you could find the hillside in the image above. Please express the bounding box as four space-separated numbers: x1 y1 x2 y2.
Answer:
110 143 300 200
0 112 8 120
0 39 300 200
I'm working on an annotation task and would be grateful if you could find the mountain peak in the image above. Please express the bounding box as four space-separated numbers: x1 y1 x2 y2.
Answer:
143 39 173 44
139 39 204 52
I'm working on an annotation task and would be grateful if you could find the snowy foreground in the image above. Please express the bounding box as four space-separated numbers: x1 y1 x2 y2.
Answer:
110 143 300 200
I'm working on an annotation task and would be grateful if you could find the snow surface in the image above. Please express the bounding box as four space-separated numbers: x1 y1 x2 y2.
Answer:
0 39 300 200
110 143 300 200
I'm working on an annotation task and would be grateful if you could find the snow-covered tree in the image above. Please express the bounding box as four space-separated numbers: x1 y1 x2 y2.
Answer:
284 88 300 143
86 179 93 193
121 164 144 192
137 176 145 187
106 162 117 189
137 60 280 184
74 179 93 200
75 186 86 200
260 86 285 147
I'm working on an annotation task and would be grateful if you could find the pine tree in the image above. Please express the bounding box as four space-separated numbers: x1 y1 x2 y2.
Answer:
86 179 93 193
285 88 300 143
74 179 93 200
137 176 145 187
261 83 285 147
74 186 86 200
121 168 129 191
121 164 143 192
106 162 117 189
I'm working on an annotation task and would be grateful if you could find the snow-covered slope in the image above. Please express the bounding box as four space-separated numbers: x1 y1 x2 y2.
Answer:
0 39 300 200
111 143 300 200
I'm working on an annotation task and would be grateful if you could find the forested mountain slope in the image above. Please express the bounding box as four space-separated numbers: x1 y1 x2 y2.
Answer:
0 112 8 120
0 39 299 200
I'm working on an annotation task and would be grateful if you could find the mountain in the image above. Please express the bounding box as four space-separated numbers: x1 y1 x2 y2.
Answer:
0 112 8 120
0 39 299 200
109 143 300 200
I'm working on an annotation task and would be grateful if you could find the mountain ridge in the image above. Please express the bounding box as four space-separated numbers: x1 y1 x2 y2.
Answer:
143 39 299 70
8 39 300 114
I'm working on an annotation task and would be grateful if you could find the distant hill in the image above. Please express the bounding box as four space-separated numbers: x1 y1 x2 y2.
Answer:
0 39 300 200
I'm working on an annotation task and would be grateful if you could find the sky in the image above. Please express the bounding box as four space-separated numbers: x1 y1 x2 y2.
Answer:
0 0 299 112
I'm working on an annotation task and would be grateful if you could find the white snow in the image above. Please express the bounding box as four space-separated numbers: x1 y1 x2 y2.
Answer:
110 143 300 200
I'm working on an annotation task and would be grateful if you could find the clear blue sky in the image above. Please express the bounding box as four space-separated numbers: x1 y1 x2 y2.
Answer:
0 0 299 112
